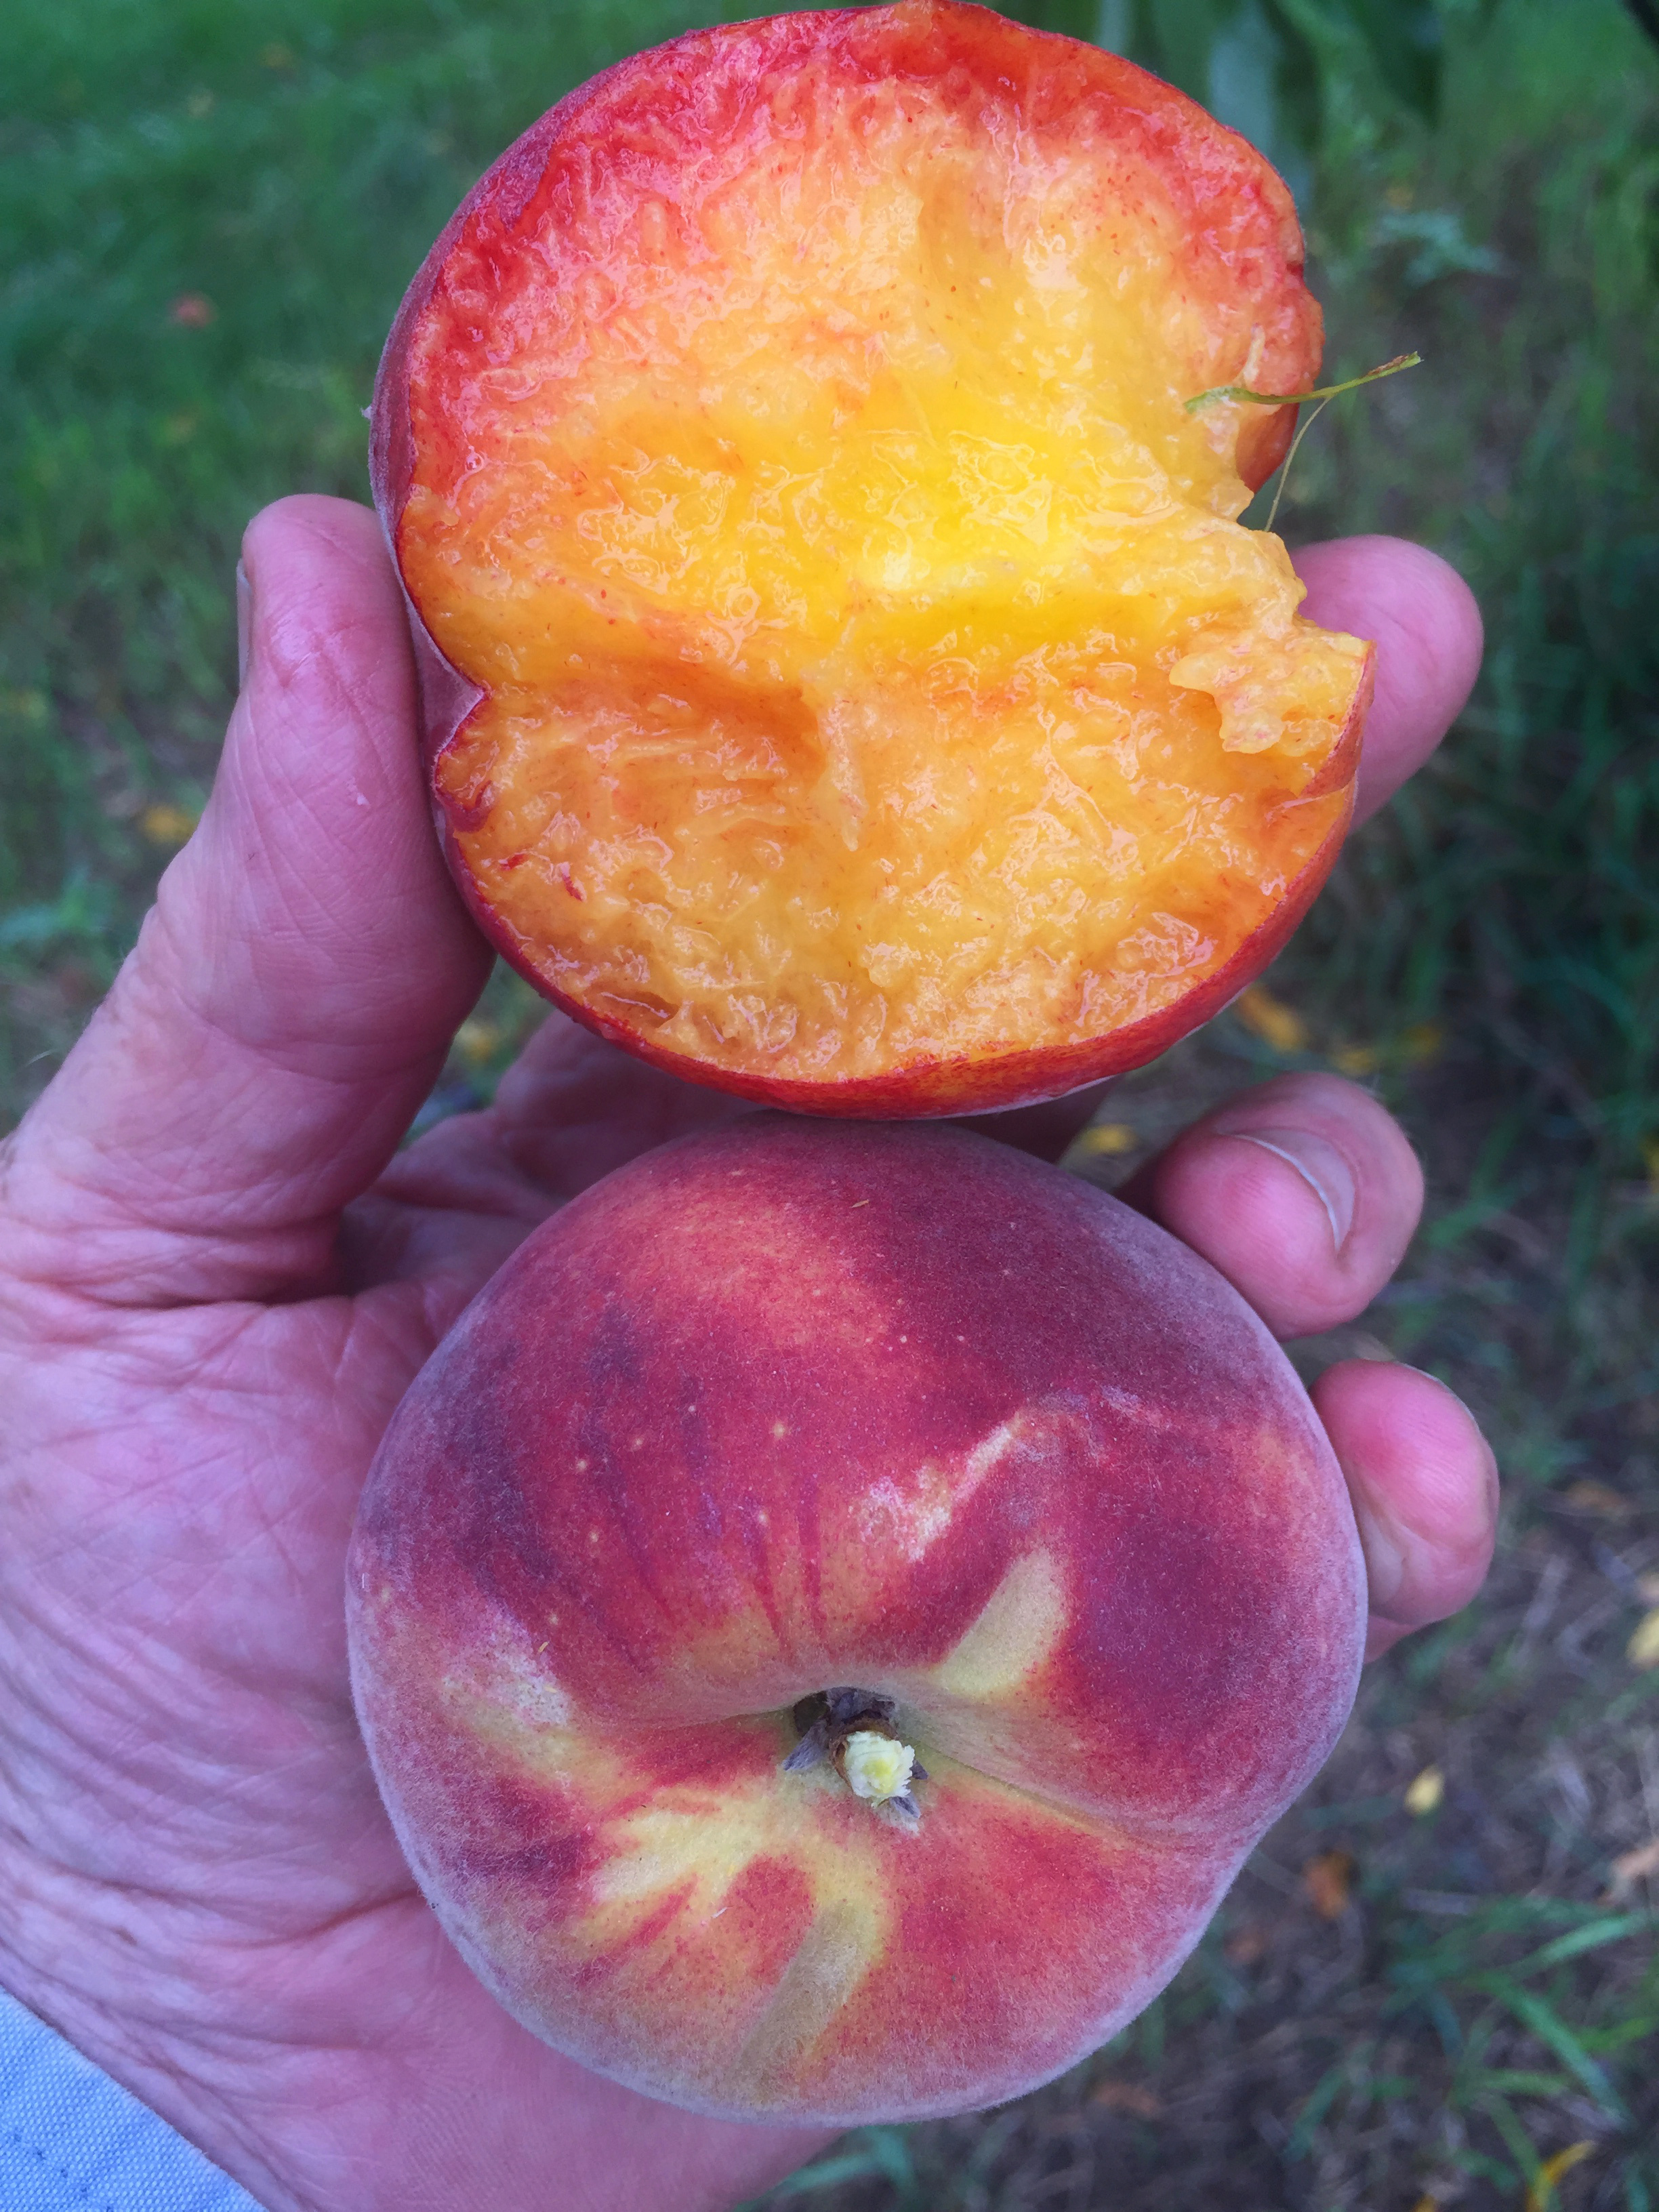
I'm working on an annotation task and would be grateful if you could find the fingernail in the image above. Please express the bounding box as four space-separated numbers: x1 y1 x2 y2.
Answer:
1397 1368 1502 1524
1223 1127 1357 1251
236 560 253 689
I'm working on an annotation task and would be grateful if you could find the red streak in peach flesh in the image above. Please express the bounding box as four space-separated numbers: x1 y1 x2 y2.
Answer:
348 1120 1366 2121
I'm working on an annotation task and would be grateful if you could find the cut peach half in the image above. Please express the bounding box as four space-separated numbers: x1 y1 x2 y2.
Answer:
373 0 1373 1115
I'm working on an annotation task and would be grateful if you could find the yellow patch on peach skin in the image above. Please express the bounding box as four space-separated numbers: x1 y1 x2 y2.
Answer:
875 1550 1070 1798
588 1765 895 2106
442 1679 909 2106
568 1736 1174 2113
931 1549 1067 1702
437 1649 887 1929
358 1591 1200 2114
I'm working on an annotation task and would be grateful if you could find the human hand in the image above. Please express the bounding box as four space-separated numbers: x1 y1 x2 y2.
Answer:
0 497 1491 2212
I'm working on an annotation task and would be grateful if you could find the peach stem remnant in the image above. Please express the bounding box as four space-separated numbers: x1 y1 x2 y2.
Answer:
783 1687 927 1822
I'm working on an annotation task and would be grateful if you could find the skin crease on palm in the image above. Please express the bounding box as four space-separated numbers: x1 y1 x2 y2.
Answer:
0 496 1495 2212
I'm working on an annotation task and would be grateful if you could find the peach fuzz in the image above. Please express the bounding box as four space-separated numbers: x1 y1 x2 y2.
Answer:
346 1118 1367 2122
371 0 1374 1117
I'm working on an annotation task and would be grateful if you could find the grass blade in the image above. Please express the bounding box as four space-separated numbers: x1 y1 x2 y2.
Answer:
1473 1975 1630 2122
1510 1914 1655 1977
1284 2061 1348 2160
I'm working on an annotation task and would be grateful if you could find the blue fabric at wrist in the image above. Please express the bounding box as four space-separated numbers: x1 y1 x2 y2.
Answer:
0 1987 264 2212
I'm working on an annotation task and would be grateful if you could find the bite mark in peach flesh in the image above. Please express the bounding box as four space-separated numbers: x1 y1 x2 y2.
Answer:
348 1117 1367 2120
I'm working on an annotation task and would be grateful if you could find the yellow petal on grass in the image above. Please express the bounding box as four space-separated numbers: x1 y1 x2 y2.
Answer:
1223 1921 1267 1966
453 1018 501 1065
140 802 199 848
1561 1480 1634 1521
1091 2078 1162 2117
1523 2142 1594 2212
1330 1043 1378 1077
1404 1764 1444 1816
1235 985 1308 1054
1626 1607 1659 1670
1303 1849 1355 1919
1071 1122 1139 1159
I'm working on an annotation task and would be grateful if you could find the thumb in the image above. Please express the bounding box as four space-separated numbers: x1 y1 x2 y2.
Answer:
1 495 490 1307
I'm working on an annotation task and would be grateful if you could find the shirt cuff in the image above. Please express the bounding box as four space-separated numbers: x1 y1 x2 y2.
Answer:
1 1987 264 2211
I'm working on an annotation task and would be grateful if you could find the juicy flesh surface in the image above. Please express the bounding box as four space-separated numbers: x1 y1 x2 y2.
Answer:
401 41 1368 1085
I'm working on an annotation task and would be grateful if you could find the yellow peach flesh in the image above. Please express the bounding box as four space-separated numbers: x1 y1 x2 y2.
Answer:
400 56 1368 1088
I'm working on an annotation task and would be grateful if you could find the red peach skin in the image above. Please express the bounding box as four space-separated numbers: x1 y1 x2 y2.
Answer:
348 1118 1366 2123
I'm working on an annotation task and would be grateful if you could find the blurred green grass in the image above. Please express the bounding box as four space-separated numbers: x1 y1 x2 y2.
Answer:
3 0 1657 2203
0 0 726 1097
4 0 1656 1170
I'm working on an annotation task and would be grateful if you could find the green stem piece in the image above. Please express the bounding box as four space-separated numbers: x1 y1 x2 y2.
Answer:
1183 352 1422 414
1183 354 1422 536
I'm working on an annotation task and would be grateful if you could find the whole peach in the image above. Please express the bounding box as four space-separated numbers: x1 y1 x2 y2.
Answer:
347 1117 1366 2121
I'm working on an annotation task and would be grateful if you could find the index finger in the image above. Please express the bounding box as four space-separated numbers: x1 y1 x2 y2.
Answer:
1294 535 1484 827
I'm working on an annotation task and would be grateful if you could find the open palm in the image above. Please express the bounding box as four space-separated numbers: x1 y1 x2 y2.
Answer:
0 498 1494 2212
